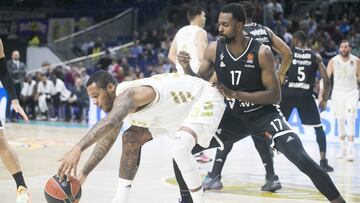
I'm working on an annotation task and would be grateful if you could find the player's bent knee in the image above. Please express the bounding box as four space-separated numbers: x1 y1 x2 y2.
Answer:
171 131 196 172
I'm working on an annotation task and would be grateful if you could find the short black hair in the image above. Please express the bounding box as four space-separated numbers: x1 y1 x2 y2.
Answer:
292 30 307 44
238 1 255 19
221 3 246 24
187 6 205 22
86 70 117 89
340 39 350 46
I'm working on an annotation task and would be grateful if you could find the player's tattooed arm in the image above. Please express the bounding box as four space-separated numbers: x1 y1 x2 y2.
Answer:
76 90 136 151
81 125 121 176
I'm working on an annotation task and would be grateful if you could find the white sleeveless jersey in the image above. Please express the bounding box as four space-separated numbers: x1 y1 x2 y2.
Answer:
175 25 206 73
116 73 215 131
332 54 359 92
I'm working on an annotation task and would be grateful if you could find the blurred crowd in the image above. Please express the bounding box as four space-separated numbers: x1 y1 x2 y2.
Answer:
6 0 360 123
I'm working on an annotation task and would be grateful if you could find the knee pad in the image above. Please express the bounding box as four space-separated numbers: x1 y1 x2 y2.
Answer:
172 131 196 172
172 131 201 189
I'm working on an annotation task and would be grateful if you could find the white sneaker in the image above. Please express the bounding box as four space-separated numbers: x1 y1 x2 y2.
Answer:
337 148 347 159
346 149 354 162
16 186 31 203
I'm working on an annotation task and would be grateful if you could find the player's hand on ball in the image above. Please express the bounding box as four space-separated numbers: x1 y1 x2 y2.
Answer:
212 82 236 99
177 51 191 69
57 145 82 182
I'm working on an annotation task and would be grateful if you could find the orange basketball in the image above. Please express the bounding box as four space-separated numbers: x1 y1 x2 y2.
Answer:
44 175 81 203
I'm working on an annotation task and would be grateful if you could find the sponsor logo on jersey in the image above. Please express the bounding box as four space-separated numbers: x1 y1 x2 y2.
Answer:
287 136 294 142
294 52 311 59
220 52 224 61
350 60 354 66
249 28 267 36
292 59 312 66
247 52 254 64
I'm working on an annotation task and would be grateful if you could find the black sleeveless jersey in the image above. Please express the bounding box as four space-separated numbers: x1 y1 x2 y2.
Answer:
244 23 272 47
283 47 318 96
214 38 274 114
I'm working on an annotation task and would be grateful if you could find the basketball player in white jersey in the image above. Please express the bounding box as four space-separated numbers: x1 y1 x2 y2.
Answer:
326 40 360 161
57 71 225 203
168 6 212 163
168 6 207 74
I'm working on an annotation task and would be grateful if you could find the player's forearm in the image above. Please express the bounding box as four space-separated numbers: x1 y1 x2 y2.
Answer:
81 125 120 176
233 89 281 105
322 78 331 101
182 64 198 77
76 118 122 152
277 52 292 84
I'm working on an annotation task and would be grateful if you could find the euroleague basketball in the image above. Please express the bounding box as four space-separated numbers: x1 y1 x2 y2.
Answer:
44 175 81 203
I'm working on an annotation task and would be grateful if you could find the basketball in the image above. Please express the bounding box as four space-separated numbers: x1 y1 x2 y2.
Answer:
44 175 81 203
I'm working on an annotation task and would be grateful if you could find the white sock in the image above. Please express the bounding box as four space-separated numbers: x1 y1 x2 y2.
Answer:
112 178 132 203
347 142 353 153
340 140 346 152
190 189 204 203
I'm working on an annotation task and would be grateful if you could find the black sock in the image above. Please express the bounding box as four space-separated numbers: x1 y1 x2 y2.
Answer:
315 126 326 154
210 143 233 178
12 171 27 189
252 136 275 179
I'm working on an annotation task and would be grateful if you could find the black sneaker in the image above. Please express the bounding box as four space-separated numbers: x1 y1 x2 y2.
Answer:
320 159 334 172
202 172 223 191
261 175 282 192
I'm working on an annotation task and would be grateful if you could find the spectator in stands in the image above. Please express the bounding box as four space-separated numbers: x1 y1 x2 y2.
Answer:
95 50 112 71
109 59 125 82
79 67 90 85
69 78 89 123
52 67 72 121
20 74 36 119
35 72 54 120
6 50 26 122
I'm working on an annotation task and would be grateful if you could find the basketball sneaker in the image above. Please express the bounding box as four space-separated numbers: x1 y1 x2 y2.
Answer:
261 175 282 192
16 186 31 203
346 149 354 162
202 172 223 191
337 144 347 159
320 159 334 172
194 152 213 163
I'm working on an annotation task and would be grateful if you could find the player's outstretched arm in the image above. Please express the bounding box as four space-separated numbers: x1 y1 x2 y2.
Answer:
57 86 156 181
0 38 29 121
77 124 121 184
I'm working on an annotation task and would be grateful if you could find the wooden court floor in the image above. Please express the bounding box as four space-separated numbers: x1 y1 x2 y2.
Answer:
0 122 359 203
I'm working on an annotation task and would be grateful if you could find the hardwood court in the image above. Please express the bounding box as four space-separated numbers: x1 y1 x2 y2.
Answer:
0 122 359 203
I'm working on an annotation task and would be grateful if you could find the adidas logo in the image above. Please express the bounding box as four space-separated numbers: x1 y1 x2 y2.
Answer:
215 158 223 162
216 128 222 135
287 136 294 142
220 61 226 67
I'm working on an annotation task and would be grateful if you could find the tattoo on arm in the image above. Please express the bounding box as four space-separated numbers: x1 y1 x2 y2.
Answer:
82 125 121 176
76 90 135 152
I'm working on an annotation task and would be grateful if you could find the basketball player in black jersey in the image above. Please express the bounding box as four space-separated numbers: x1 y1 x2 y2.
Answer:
202 0 293 192
280 30 334 172
176 3 345 203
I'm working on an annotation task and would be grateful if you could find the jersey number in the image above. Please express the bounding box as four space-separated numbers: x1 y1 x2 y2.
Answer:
270 119 283 132
230 70 242 85
297 67 305 81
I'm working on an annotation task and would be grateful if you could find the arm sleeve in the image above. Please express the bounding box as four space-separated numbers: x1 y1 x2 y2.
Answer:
0 57 17 100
